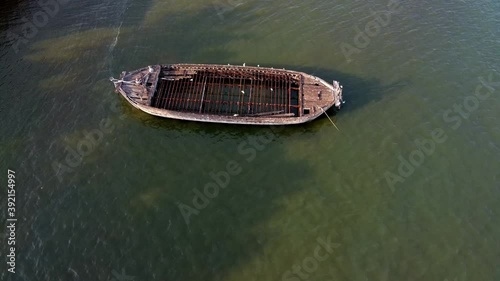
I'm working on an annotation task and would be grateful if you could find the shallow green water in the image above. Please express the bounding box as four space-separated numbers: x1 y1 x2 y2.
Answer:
1 0 499 280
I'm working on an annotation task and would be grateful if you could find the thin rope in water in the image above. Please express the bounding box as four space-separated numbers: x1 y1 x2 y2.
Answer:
319 107 340 131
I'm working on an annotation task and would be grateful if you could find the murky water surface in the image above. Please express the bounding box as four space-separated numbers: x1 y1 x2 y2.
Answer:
1 0 499 280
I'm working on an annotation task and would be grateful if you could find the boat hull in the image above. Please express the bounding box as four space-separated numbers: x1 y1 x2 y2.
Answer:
111 64 343 125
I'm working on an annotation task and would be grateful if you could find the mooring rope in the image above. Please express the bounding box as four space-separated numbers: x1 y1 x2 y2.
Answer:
319 107 340 131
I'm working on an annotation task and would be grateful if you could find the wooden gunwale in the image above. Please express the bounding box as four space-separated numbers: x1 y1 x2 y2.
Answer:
113 63 343 125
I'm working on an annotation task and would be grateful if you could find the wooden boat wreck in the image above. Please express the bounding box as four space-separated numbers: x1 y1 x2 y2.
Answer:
110 64 344 125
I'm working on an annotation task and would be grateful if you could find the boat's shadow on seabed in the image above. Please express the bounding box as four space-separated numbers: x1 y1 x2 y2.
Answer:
126 64 409 135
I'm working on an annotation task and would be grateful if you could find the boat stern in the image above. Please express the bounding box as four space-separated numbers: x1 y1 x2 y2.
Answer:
110 71 127 93
332 80 344 109
109 65 161 105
